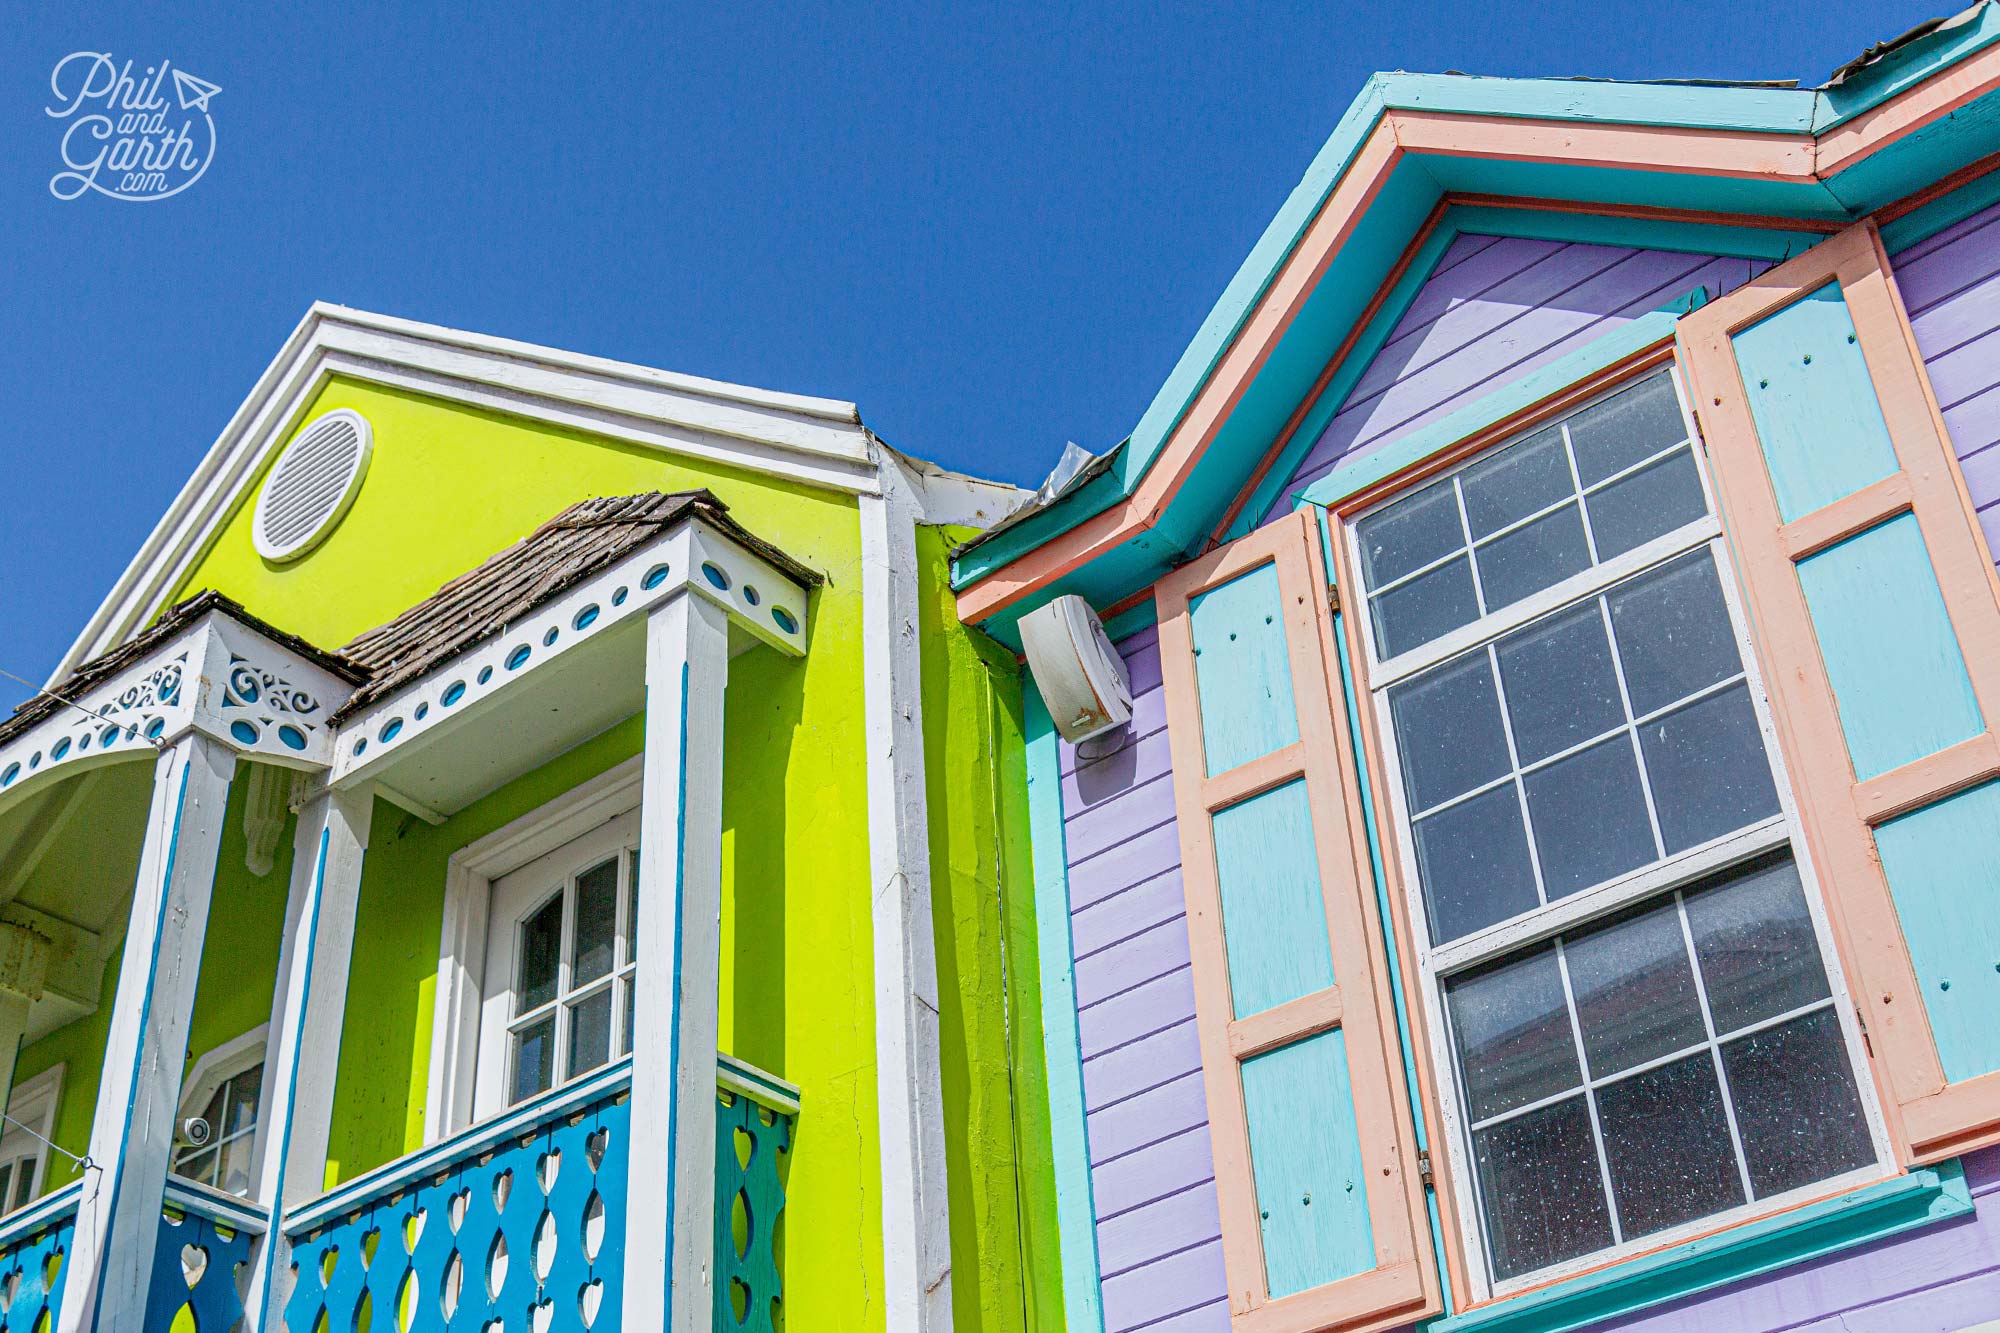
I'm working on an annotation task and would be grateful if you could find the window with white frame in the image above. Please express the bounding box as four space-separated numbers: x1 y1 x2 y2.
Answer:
173 1031 265 1197
1348 370 1888 1293
475 810 641 1114
0 1065 63 1214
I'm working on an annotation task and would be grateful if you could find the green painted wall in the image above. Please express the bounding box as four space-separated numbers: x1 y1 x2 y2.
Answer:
13 768 297 1196
162 376 887 1330
917 524 1065 1332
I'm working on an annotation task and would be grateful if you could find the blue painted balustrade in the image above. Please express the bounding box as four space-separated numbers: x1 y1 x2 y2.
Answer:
281 1055 794 1333
0 1180 79 1330
146 1180 264 1331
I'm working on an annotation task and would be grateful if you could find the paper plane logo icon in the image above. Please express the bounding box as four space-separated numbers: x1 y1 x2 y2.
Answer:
172 68 220 113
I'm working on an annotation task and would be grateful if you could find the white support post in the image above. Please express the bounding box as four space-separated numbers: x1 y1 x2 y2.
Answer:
59 733 236 1333
241 784 375 1330
623 591 730 1333
859 459 953 1330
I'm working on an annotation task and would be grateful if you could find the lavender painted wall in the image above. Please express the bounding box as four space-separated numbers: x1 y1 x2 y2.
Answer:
1268 233 1766 521
1059 625 1230 1332
1899 198 2000 567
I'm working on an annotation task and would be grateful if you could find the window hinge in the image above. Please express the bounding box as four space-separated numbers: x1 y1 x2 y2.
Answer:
1417 1149 1434 1189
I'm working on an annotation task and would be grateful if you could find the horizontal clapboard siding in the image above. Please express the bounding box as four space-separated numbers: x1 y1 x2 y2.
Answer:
1062 625 1230 1332
1270 234 1764 520
1899 199 2000 567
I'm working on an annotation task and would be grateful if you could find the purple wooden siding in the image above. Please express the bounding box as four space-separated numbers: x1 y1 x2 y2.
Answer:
1899 199 2000 566
1268 234 1764 521
1595 1148 2000 1331
1061 625 1230 1332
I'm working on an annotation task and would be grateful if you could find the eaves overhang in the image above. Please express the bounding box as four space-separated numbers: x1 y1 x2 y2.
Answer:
951 2 2000 648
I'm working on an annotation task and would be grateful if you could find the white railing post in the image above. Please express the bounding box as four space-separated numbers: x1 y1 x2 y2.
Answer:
623 591 730 1333
240 784 374 1330
59 733 236 1333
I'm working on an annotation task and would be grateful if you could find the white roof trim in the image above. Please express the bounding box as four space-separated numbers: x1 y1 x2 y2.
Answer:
56 303 902 681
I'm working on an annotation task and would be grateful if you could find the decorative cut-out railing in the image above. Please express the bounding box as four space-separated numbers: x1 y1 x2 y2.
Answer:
282 1054 795 1333
147 1179 264 1331
0 1180 79 1331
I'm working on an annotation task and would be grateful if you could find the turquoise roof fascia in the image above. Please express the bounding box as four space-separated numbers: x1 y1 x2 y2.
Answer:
953 9 2000 629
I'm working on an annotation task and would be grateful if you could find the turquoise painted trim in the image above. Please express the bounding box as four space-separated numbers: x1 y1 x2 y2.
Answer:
717 1051 803 1116
1023 683 1108 1333
1796 514 1984 780
1213 781 1336 1016
1189 562 1301 774
1374 72 1815 134
283 1057 638 1235
1427 1163 1973 1333
1732 283 1900 523
163 1177 270 1235
0 1180 81 1251
1443 204 1822 262
1874 781 2000 1085
1241 1029 1375 1296
89 753 195 1319
1813 3 2000 133
1296 310 1682 512
1098 596 1159 645
1882 166 2000 255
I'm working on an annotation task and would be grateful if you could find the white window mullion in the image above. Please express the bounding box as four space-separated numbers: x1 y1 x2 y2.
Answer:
1596 596 1669 863
1484 642 1551 911
1551 937 1623 1245
1673 891 1760 1206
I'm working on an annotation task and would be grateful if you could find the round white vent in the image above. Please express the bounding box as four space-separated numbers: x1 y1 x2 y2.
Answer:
252 409 373 562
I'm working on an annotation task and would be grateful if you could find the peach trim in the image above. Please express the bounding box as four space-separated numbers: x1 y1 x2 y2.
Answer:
1818 39 2000 178
1873 146 2000 227
1323 504 1477 1306
1156 510 1440 1333
1390 110 1817 181
1441 192 1849 233
1851 733 2000 825
1677 218 2000 1167
1777 473 1915 559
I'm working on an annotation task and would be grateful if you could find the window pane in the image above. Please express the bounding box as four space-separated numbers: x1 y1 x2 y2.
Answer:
1371 555 1480 659
516 895 564 1015
1587 450 1707 561
1722 1009 1872 1198
1607 553 1740 718
1473 1097 1613 1281
1495 604 1624 766
620 976 636 1057
511 1016 556 1105
227 1064 263 1136
1446 944 1580 1121
12 1166 30 1211
1684 855 1830 1033
218 1133 256 1197
0 1164 16 1213
1596 1053 1743 1239
1474 504 1592 613
625 849 641 965
567 988 614 1080
1413 785 1540 944
1357 478 1465 587
1389 655 1511 812
176 1147 217 1186
1523 737 1656 899
573 857 619 985
1567 374 1688 487
1640 684 1779 853
1460 428 1572 539
1564 902 1704 1079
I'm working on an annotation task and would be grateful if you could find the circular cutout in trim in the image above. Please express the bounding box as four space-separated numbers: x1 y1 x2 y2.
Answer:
253 409 374 563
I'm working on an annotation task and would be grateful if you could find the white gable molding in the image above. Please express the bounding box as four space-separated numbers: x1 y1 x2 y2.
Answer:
55 303 883 681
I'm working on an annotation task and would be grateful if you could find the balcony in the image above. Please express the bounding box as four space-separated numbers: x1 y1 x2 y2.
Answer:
0 1055 794 1332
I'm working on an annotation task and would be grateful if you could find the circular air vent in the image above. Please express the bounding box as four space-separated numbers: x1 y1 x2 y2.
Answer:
252 409 373 562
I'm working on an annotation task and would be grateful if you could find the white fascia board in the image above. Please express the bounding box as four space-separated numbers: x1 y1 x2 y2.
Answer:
877 437 1033 530
53 303 878 681
326 517 810 791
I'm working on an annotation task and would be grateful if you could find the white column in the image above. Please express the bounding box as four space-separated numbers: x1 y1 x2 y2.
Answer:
241 784 374 1330
622 591 730 1333
60 733 236 1333
0 921 53 1117
860 467 953 1330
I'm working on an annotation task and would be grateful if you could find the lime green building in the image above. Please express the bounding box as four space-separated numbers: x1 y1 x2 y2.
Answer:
0 304 1061 1332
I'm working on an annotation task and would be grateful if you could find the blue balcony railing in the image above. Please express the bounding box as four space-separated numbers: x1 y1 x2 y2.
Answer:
0 1180 79 1329
281 1054 794 1333
148 1179 265 1330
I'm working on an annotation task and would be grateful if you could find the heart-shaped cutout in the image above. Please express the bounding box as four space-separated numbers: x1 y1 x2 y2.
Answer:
578 1279 604 1328
403 1207 427 1254
585 1128 608 1172
537 1147 560 1195
491 1168 513 1213
180 1244 208 1289
530 1298 554 1333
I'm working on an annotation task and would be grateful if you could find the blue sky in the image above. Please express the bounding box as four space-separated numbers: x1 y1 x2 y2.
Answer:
0 0 1940 707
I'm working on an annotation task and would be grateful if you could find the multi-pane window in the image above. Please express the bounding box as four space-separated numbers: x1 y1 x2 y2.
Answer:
1350 370 1885 1292
509 848 641 1104
173 1062 263 1196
